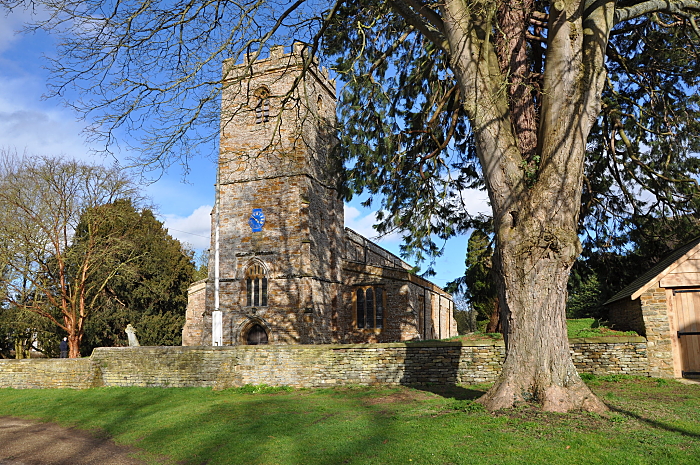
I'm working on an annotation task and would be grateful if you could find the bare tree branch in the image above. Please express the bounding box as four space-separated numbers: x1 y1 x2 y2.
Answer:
614 0 700 23
387 0 448 52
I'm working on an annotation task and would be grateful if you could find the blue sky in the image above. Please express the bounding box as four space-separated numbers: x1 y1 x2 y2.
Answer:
0 8 489 289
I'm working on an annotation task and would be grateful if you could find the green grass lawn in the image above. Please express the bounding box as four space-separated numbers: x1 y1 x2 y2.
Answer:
0 376 698 464
448 319 638 342
567 318 639 338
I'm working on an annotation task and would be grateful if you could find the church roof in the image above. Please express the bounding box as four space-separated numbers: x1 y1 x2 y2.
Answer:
343 227 451 297
344 227 413 271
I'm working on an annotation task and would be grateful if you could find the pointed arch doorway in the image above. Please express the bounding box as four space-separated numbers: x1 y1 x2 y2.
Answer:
246 324 269 345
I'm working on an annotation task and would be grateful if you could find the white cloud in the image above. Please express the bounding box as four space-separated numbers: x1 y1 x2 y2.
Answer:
162 205 212 250
0 11 25 53
0 105 93 159
344 204 377 238
0 60 98 161
460 188 491 217
343 204 403 248
0 8 102 162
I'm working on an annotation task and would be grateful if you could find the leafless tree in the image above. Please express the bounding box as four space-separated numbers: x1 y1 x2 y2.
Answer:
0 152 141 357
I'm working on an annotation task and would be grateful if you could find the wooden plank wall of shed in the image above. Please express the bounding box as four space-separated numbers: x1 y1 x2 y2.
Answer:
668 289 700 377
654 249 700 377
660 252 700 288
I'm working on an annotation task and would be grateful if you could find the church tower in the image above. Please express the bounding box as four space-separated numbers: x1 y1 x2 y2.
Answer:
202 43 343 345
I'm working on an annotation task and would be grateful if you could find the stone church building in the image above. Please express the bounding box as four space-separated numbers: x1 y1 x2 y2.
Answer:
182 44 456 346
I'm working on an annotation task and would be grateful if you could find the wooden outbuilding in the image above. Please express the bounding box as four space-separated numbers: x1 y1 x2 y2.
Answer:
606 237 700 379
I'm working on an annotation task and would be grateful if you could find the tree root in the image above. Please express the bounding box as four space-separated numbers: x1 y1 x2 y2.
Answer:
477 377 608 413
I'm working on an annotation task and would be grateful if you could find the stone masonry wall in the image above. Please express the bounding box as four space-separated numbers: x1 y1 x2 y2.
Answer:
0 358 100 389
92 347 233 387
183 280 207 346
0 337 649 389
570 338 649 375
606 297 645 336
639 288 675 378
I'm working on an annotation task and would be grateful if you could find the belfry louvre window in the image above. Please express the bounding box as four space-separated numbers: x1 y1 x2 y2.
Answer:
245 263 268 307
356 286 384 329
254 87 270 123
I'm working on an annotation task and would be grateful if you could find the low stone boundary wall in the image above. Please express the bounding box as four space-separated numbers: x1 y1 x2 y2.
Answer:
0 337 649 389
0 358 99 389
92 347 233 387
218 342 505 389
570 337 648 375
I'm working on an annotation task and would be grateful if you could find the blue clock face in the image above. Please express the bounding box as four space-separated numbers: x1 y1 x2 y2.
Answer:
248 208 265 232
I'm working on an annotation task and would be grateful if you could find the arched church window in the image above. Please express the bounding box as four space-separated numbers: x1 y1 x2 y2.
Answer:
254 86 270 123
355 286 384 329
245 262 268 307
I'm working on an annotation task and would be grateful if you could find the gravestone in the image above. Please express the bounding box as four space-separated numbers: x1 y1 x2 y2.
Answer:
125 324 140 347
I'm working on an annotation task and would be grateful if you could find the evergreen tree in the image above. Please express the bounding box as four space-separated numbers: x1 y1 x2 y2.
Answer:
0 305 60 358
75 200 196 353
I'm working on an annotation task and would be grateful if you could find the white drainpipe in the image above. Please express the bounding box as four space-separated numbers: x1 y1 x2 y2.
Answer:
212 162 222 346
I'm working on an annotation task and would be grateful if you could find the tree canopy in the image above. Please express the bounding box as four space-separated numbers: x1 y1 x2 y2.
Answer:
0 155 196 357
324 1 700 264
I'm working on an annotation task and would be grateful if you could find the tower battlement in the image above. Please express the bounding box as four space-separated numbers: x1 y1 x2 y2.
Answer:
219 42 338 187
222 42 334 92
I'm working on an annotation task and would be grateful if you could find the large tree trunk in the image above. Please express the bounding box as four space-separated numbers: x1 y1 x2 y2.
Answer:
440 0 614 412
478 215 606 412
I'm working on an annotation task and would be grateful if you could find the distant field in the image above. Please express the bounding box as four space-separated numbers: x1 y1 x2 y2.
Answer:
0 376 697 464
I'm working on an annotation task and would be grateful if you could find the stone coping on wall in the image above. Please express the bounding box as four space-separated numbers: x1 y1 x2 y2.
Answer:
0 336 646 359
204 336 641 349
1 336 646 358
85 340 506 353
568 336 646 344
175 340 507 350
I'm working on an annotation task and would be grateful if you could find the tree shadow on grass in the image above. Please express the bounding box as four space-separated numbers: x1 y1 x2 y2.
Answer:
408 383 487 400
111 389 438 465
609 405 700 440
